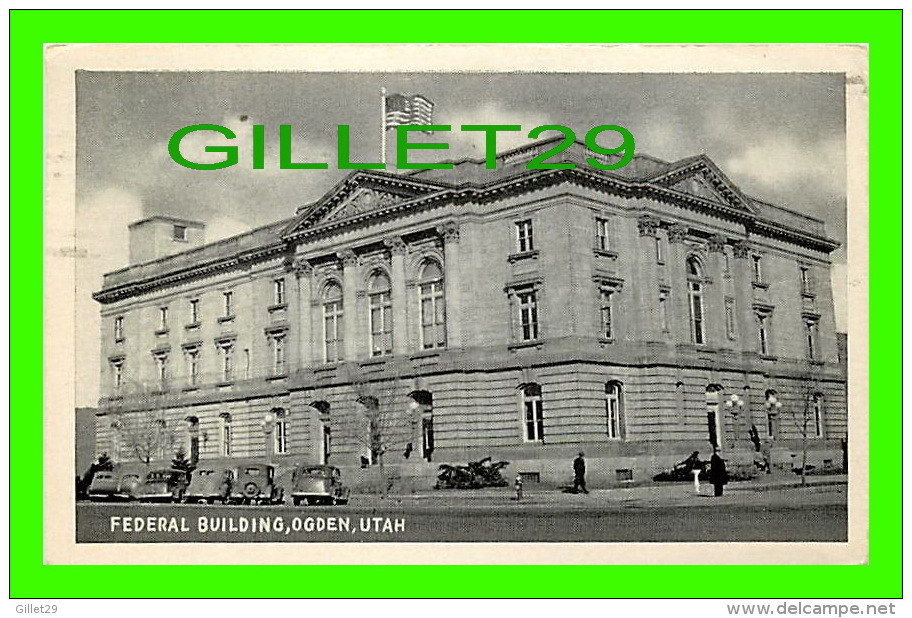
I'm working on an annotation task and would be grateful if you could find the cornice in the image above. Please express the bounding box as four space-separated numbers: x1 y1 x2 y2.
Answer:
95 166 839 305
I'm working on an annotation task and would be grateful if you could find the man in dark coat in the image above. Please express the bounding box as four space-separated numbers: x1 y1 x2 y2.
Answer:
710 452 728 496
573 452 589 494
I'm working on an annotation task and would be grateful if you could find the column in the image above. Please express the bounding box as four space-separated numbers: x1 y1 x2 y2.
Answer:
384 236 409 355
705 234 728 348
436 221 462 348
338 249 360 361
667 223 690 343
636 215 662 342
732 240 755 354
292 257 313 370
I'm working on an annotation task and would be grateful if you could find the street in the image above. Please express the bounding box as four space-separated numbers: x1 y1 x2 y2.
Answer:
76 482 847 543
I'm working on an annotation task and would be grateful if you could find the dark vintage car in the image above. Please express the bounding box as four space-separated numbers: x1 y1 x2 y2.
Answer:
184 467 236 504
139 468 188 502
229 462 285 505
87 464 148 501
290 465 350 506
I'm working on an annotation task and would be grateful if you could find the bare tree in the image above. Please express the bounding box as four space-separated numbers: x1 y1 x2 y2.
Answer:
788 367 821 486
111 382 180 465
343 373 414 496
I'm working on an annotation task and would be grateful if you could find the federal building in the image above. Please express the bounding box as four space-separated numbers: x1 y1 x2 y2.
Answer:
92 138 847 486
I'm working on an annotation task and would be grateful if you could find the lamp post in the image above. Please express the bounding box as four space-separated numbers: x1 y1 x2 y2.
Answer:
765 395 782 439
724 393 745 449
764 395 782 472
261 412 275 464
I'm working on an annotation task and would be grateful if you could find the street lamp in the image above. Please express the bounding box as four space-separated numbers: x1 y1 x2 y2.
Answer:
724 393 745 449
765 394 783 439
261 412 275 463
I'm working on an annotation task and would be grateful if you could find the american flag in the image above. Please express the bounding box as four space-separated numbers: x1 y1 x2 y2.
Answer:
385 93 435 131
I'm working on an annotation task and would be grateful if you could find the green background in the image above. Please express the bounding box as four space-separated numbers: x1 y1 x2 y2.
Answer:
11 9 901 599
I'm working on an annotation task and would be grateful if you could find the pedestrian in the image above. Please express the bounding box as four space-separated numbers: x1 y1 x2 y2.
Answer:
761 440 773 474
710 452 728 497
573 452 589 494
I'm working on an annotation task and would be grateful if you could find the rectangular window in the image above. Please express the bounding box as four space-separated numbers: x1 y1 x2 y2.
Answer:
218 344 234 382
812 395 824 438
758 314 770 355
272 335 286 375
600 290 614 340
111 360 124 391
517 290 539 341
274 420 288 455
595 218 610 251
274 278 286 305
752 255 763 284
725 298 736 339
805 320 818 360
189 299 199 324
173 224 187 241
113 316 124 342
516 219 534 253
655 236 664 264
186 349 200 387
222 291 233 317
800 266 812 294
155 354 168 386
159 306 169 330
659 290 669 333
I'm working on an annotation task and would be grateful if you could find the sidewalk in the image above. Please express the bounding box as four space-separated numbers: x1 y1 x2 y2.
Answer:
355 473 848 509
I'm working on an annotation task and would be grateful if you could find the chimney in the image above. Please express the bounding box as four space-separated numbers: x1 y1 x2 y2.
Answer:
128 216 205 265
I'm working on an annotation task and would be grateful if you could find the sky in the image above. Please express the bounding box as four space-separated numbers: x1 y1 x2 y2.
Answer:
75 71 848 406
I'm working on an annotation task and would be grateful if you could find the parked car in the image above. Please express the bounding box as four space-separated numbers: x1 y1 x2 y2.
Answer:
139 468 187 502
87 463 148 501
184 466 235 504
230 462 284 505
291 464 350 506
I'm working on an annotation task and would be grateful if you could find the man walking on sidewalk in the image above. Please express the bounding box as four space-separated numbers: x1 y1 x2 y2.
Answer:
573 452 589 494
710 452 728 497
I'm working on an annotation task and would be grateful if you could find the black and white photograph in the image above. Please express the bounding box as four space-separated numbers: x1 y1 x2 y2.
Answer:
46 44 867 564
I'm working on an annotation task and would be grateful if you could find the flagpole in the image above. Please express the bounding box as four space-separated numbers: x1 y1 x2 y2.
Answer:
380 87 387 167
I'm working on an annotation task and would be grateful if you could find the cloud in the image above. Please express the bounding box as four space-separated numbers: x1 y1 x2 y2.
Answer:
75 187 144 406
723 135 845 201
437 103 555 159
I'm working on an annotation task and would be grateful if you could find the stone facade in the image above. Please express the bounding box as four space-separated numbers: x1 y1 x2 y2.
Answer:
93 139 846 487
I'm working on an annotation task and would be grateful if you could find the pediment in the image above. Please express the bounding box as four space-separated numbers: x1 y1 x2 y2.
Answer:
650 155 755 214
282 171 451 238
324 187 404 222
670 175 729 204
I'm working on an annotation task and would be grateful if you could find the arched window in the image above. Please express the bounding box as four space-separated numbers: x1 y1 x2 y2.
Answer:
419 261 446 350
219 412 232 457
605 381 623 439
521 383 544 443
311 401 331 464
687 257 705 345
368 271 393 357
409 390 435 461
705 385 723 451
272 408 288 455
812 393 824 439
322 282 343 362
